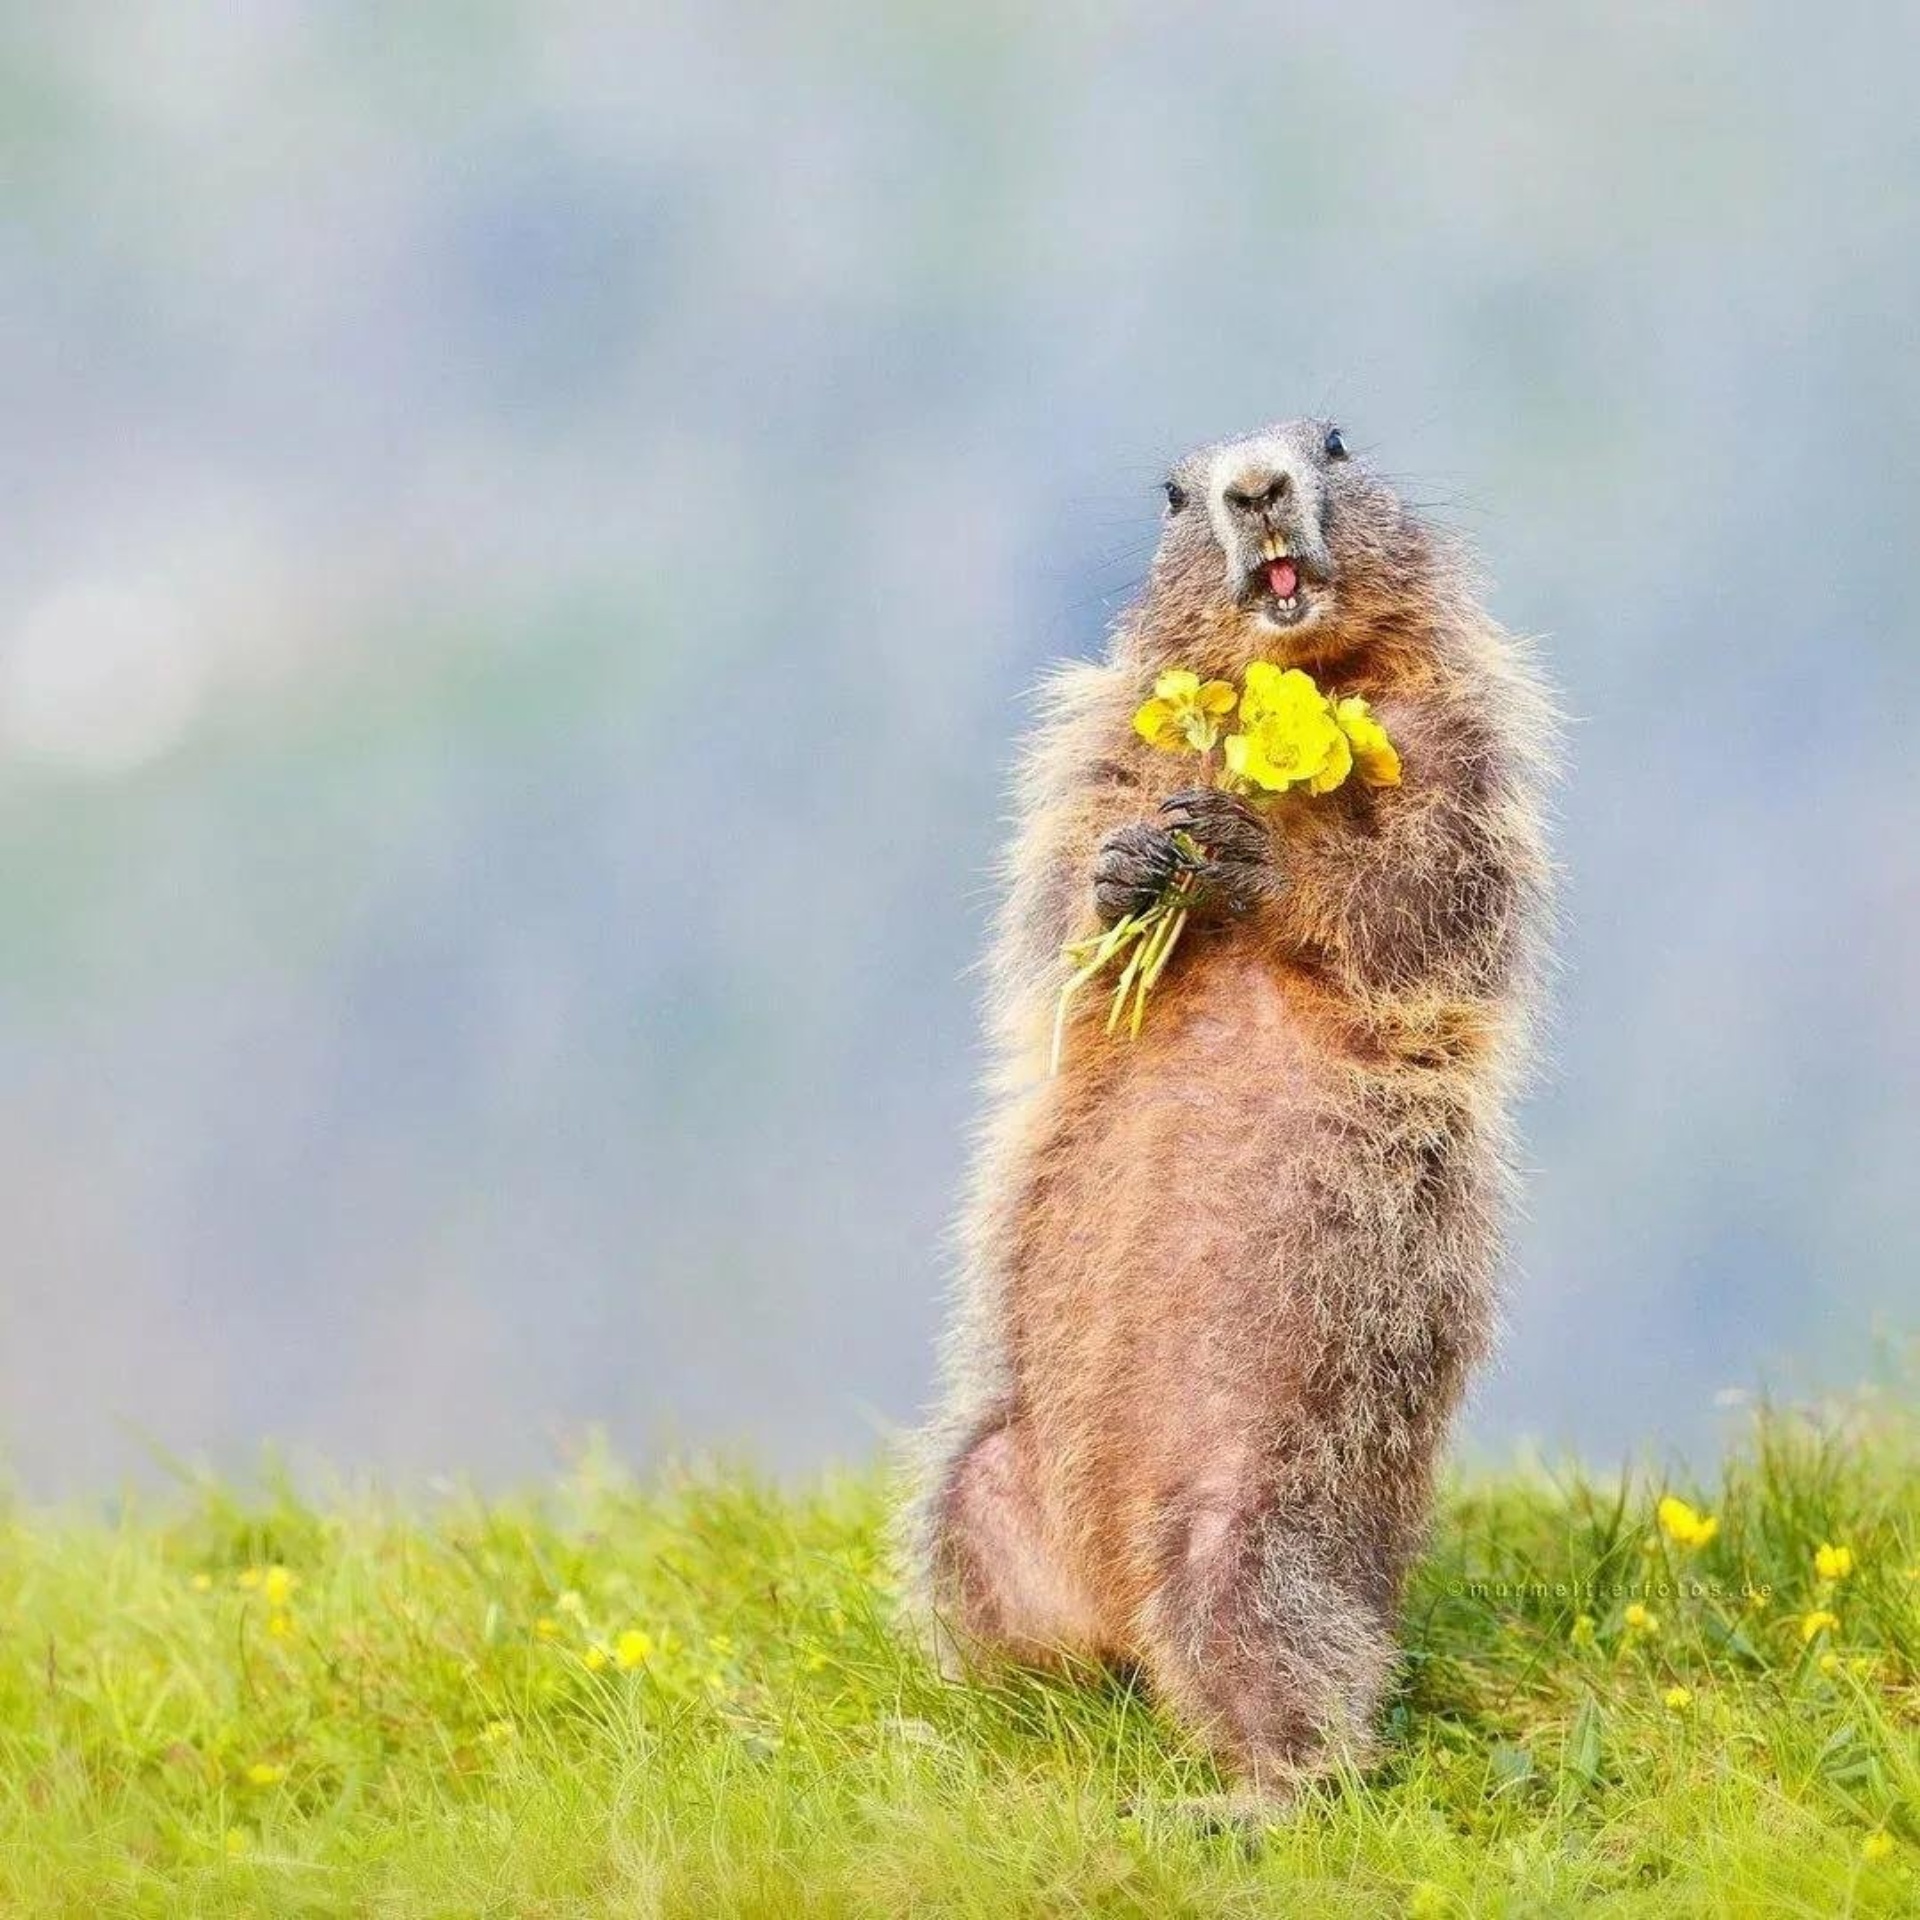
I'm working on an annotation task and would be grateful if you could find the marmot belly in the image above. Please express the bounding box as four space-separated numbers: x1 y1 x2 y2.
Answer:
1005 966 1491 1647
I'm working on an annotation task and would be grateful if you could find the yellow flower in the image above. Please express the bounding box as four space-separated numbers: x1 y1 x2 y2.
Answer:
261 1566 296 1608
1863 1831 1895 1863
1818 1652 1841 1676
1623 1603 1658 1634
1799 1609 1840 1643
1569 1614 1596 1647
1132 669 1239 754
533 1616 561 1641
1657 1496 1720 1550
266 1611 295 1641
1332 695 1402 787
224 1828 251 1858
1663 1685 1692 1711
244 1763 284 1787
614 1629 654 1670
1224 664 1350 794
581 1645 610 1673
1814 1542 1854 1582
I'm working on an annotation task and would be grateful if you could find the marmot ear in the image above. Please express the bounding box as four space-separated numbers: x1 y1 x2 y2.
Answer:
1163 480 1189 513
1323 427 1348 461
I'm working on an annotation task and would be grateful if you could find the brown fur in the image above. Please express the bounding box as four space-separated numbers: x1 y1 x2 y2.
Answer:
904 422 1556 1801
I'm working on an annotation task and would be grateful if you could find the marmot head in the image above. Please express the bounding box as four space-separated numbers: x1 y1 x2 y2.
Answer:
1129 420 1437 675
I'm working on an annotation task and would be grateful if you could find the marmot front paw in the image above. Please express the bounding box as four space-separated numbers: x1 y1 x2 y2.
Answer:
1093 822 1188 926
1157 787 1279 918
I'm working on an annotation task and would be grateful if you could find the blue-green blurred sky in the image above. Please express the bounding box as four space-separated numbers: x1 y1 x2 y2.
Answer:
3 6 1915 1493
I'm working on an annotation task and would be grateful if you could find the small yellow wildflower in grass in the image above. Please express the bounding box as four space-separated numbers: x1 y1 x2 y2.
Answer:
614 1629 654 1670
1054 659 1402 1066
224 1829 251 1858
1663 1685 1693 1711
261 1565 296 1607
1863 1831 1896 1863
533 1616 561 1640
1623 1603 1658 1635
1813 1542 1854 1581
1569 1614 1596 1647
244 1763 285 1787
1132 670 1238 753
1799 1609 1840 1643
1657 1496 1719 1549
581 1645 610 1673
1817 1652 1841 1677
266 1611 296 1640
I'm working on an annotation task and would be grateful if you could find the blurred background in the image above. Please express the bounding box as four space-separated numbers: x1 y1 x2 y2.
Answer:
3 6 1915 1497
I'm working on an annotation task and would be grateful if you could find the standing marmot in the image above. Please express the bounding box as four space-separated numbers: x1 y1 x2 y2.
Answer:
907 419 1555 1807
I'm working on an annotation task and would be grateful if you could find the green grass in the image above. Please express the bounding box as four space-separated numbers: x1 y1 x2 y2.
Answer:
2 1389 1916 1918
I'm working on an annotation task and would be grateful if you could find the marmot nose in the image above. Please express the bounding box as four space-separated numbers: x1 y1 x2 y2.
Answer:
1222 469 1291 515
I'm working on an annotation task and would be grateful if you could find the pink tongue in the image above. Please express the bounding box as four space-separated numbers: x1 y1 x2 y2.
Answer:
1267 559 1299 599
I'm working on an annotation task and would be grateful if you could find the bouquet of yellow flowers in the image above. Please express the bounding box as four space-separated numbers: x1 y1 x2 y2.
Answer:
1050 663 1402 1071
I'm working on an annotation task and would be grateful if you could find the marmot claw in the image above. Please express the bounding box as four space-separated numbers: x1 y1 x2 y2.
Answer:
1157 787 1271 867
1093 822 1188 926
1155 787 1279 917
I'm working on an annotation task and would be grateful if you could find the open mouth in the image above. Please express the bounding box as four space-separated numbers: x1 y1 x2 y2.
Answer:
1243 537 1322 628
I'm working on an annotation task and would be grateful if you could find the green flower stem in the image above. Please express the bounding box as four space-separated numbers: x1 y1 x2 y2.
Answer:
1118 908 1170 1039
1051 857 1207 1068
1105 902 1170 1036
1138 904 1190 998
1050 912 1146 1074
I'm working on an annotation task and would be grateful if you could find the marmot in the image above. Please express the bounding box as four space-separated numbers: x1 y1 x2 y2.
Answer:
906 419 1555 1807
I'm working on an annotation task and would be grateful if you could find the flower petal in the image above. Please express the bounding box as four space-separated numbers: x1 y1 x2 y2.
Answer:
1132 698 1178 748
1224 731 1291 792
1178 708 1222 752
1305 725 1353 794
1336 695 1403 787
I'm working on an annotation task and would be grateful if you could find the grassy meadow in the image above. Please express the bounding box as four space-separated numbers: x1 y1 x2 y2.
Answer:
3 1386 1917 1917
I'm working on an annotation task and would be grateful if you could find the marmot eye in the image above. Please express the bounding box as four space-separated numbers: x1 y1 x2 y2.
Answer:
1323 426 1348 461
1163 480 1188 513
